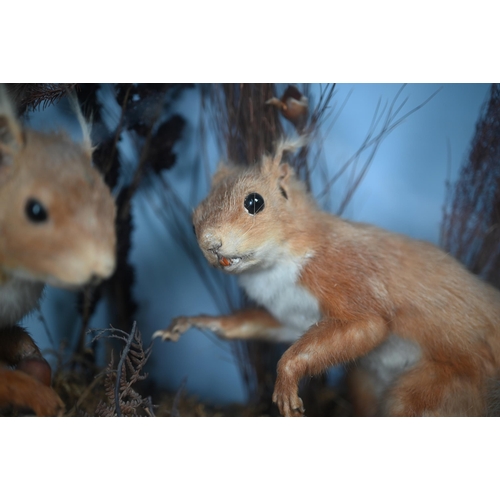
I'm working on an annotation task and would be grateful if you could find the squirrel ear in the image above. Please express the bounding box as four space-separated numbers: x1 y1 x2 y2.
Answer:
276 162 292 199
261 154 293 184
66 90 94 159
0 85 24 163
211 162 233 186
278 162 291 184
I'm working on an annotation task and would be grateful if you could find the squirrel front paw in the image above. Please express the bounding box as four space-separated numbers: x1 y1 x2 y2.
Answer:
272 381 305 417
152 316 193 342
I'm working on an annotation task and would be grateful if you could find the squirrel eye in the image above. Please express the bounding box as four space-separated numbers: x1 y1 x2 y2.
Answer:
244 193 265 215
25 198 48 223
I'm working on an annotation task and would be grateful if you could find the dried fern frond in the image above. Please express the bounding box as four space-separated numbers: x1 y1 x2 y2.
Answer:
92 322 155 417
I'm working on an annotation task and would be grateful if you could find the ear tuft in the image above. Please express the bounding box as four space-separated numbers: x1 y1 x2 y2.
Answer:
0 85 24 156
66 90 94 159
274 136 308 164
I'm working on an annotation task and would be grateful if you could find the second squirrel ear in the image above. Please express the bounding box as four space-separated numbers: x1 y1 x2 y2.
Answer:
0 85 24 166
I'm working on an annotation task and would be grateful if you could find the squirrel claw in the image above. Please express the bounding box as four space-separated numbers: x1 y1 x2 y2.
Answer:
272 388 305 417
152 316 193 342
152 329 181 342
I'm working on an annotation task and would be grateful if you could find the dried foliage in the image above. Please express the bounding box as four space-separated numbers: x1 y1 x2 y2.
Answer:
92 322 155 417
441 83 500 288
206 83 285 165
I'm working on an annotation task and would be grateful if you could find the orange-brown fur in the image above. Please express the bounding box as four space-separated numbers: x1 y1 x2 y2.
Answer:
0 325 63 415
156 140 500 417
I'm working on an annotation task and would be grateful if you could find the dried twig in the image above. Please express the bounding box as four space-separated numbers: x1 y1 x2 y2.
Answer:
317 84 441 214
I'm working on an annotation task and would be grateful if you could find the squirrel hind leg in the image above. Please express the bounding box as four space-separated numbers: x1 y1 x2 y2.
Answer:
0 325 44 363
381 360 486 417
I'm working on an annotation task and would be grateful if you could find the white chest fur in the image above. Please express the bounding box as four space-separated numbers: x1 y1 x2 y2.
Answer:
238 255 321 341
0 276 44 327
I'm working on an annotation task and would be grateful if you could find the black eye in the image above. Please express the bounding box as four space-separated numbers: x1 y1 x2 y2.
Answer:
244 193 265 215
25 198 48 223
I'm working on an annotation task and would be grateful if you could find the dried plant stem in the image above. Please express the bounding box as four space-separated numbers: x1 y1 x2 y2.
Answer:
103 84 132 178
114 321 137 416
92 322 154 417
171 377 188 417
66 370 108 417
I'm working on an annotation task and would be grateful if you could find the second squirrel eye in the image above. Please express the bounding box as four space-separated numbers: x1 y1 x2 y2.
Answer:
25 198 48 223
244 193 265 215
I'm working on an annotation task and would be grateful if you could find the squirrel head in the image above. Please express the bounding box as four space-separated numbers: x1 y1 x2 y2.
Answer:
0 86 116 288
193 140 314 273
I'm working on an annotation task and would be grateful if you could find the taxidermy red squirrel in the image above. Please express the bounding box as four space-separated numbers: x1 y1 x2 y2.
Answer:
154 139 500 417
0 86 116 416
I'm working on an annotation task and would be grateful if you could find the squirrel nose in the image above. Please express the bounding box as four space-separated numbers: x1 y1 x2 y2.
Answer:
202 232 222 252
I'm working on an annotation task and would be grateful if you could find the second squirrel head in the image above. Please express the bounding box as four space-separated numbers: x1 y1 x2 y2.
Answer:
0 87 116 288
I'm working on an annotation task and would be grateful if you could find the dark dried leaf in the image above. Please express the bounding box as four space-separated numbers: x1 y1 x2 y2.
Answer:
146 114 185 174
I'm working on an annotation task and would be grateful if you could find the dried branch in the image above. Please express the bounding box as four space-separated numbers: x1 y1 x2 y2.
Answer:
317 84 441 214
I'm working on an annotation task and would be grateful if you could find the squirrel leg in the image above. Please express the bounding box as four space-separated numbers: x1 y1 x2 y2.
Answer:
153 308 283 342
0 325 65 416
273 316 389 417
0 368 64 416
